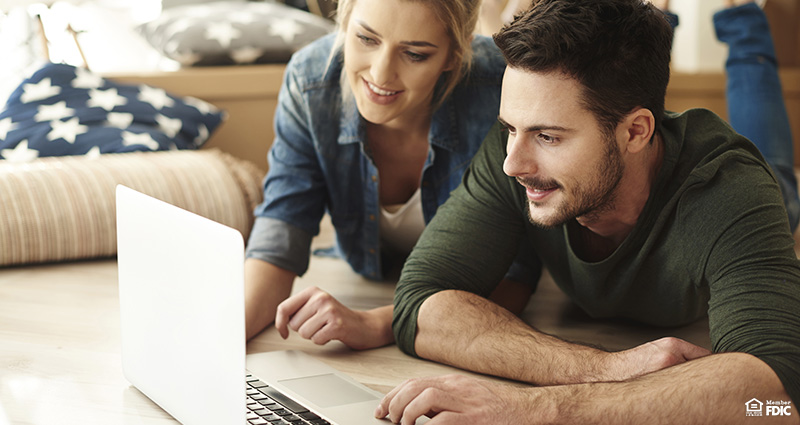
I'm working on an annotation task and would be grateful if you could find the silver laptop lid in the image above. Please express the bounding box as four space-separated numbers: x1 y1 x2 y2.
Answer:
116 184 245 425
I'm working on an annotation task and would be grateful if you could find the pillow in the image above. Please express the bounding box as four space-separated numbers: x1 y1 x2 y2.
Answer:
0 63 225 161
161 0 246 8
0 149 264 267
137 1 335 66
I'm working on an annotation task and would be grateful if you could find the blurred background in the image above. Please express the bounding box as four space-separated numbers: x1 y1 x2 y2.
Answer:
0 0 798 118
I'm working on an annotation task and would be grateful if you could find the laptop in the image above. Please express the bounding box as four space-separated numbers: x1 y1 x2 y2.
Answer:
116 185 424 424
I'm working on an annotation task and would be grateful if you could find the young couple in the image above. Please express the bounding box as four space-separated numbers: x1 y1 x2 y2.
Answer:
246 0 799 423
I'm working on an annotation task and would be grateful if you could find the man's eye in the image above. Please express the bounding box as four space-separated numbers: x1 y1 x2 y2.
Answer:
538 133 557 144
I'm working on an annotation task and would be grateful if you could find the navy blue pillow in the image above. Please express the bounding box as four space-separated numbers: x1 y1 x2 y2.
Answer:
0 63 225 161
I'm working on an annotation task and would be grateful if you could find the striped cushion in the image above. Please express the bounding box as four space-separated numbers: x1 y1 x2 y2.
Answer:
0 149 263 266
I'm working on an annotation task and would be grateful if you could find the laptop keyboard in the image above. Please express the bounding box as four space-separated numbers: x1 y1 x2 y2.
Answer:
246 373 331 425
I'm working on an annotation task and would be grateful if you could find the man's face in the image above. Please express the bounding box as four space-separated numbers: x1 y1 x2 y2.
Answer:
499 67 625 228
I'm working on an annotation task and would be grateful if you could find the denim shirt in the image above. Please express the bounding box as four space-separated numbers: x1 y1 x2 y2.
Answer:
246 33 525 280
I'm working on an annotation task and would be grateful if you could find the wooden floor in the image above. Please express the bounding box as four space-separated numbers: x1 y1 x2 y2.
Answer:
0 217 475 424
0 214 795 424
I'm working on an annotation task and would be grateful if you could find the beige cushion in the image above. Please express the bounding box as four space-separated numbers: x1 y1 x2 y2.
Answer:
0 149 264 266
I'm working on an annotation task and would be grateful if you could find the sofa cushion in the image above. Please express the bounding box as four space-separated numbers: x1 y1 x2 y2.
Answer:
0 63 225 162
0 149 263 266
137 1 334 66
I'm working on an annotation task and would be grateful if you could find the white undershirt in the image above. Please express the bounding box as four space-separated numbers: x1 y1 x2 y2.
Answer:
379 188 425 256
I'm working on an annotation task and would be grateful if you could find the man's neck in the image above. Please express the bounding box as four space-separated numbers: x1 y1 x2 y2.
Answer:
575 132 664 250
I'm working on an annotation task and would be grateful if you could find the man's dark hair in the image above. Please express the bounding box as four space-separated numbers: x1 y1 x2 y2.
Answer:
493 0 673 139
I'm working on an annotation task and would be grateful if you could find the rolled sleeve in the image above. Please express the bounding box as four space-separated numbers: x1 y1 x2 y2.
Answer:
245 217 314 276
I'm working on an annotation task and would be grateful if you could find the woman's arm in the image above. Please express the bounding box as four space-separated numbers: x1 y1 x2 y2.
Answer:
244 258 296 340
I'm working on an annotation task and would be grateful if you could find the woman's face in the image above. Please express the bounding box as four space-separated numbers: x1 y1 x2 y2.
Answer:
343 0 454 129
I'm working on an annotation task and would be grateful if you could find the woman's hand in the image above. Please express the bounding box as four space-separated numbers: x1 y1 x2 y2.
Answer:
274 286 394 350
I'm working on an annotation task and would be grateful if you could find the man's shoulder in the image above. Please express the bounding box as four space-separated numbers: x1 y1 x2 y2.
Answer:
663 108 733 139
658 109 784 233
479 121 509 153
662 108 768 174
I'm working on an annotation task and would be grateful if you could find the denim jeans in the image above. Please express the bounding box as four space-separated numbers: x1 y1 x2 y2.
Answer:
714 3 800 231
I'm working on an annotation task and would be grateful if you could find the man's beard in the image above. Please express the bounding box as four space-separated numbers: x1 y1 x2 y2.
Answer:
520 135 625 229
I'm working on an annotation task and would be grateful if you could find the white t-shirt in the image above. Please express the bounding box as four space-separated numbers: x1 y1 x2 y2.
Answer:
379 188 425 256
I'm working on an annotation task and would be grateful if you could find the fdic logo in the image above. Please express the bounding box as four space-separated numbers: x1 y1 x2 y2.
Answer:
746 398 793 417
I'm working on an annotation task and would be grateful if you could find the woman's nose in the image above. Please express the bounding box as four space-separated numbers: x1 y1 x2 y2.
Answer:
370 47 396 87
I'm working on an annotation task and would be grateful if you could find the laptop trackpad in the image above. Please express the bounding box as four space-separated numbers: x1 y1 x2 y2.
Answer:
279 374 380 408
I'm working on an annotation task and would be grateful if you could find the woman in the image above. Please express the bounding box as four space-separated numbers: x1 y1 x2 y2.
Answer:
244 0 537 348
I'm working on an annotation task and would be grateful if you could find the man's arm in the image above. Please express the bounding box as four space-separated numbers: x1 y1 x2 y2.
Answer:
393 123 536 355
377 352 798 425
394 124 708 382
415 289 709 386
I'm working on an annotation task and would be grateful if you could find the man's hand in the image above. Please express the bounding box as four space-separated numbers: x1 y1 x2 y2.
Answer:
376 353 796 425
375 375 527 425
274 286 394 350
606 337 711 381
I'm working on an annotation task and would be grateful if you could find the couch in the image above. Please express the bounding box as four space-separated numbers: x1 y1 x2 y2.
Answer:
0 63 285 267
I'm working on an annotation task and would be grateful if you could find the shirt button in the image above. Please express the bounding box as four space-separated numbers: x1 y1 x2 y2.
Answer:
369 248 376 254
371 175 378 182
369 214 376 221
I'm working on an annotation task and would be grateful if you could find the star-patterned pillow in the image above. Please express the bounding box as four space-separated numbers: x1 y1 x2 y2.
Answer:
0 63 225 162
137 1 335 66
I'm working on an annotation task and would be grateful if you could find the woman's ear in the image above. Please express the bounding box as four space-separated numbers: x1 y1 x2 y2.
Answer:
443 51 460 73
619 107 655 154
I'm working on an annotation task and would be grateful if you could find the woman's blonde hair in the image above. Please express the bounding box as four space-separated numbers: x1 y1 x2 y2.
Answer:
331 0 481 110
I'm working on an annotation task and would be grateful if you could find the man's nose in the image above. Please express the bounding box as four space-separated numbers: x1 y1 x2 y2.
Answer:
503 135 538 178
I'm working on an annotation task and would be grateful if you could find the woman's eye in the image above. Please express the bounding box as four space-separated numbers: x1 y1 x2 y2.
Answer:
405 51 429 62
357 34 377 46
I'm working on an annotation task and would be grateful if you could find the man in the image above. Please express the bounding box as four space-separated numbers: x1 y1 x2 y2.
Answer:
376 0 800 423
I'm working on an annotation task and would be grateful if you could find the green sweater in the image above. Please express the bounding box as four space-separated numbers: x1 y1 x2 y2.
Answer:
393 109 800 404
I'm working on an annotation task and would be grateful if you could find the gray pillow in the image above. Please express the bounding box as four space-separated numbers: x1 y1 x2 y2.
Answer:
161 0 246 9
138 1 335 66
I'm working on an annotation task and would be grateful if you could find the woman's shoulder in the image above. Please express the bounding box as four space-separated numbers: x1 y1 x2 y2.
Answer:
284 33 342 86
468 35 507 78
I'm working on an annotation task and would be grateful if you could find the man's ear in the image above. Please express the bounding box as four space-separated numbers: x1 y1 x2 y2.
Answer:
619 108 655 154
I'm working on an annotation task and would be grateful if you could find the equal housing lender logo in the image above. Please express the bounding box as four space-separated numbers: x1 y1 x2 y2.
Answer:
746 398 793 417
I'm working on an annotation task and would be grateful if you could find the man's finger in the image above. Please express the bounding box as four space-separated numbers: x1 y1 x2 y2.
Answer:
377 378 421 421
